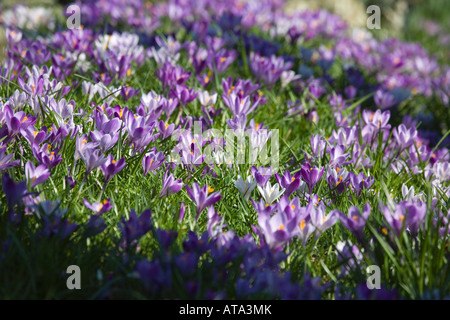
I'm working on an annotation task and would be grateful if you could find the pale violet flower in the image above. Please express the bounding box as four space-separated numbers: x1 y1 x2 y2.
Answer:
198 91 218 106
401 184 415 201
257 182 285 205
235 175 257 201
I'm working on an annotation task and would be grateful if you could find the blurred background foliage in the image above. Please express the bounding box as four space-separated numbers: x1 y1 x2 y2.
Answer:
1 0 448 61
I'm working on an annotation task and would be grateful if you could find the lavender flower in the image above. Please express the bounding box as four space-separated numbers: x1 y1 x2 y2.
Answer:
393 124 417 149
159 171 183 198
0 146 20 173
336 204 371 242
251 165 272 187
25 161 50 188
300 163 324 194
100 155 125 184
142 148 165 176
83 198 113 215
185 183 222 219
119 209 152 248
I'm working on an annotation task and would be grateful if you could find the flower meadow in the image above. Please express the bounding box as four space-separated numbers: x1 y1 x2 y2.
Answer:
0 0 449 300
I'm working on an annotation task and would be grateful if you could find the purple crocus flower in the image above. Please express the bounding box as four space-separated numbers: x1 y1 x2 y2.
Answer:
393 124 417 149
249 52 293 87
40 214 78 240
20 125 48 145
156 62 191 89
4 106 36 138
159 171 183 198
298 200 338 245
83 198 113 215
85 215 107 237
275 170 301 197
170 85 198 105
327 166 349 194
32 143 63 170
142 148 165 176
81 148 107 177
119 208 152 248
89 130 119 153
310 134 326 159
381 200 427 237
120 85 140 101
257 205 300 250
0 146 20 173
300 163 324 194
329 145 350 168
251 165 272 187
2 173 28 211
336 204 371 242
222 93 260 117
100 155 125 184
207 48 237 74
362 109 391 130
157 120 175 140
251 198 277 217
335 240 364 276
185 182 222 219
349 172 374 196
25 161 50 188
374 89 397 109
179 202 186 222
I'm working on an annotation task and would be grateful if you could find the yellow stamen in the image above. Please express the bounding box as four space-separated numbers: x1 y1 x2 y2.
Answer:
300 220 306 231
208 186 214 193
291 205 295 210
382 228 388 235
279 224 284 231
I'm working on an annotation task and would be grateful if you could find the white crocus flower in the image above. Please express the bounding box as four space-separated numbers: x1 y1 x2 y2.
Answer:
198 91 218 107
235 175 256 201
401 184 415 201
257 182 285 205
